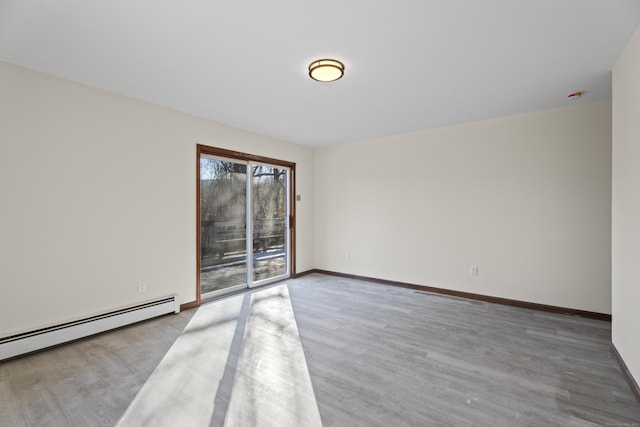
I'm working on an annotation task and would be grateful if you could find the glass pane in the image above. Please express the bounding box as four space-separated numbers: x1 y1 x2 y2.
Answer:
200 157 247 294
252 165 287 282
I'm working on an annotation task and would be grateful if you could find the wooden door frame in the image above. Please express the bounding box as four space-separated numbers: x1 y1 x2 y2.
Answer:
194 144 296 307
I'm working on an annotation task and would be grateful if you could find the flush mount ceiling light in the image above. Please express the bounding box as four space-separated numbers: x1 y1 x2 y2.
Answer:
308 59 344 82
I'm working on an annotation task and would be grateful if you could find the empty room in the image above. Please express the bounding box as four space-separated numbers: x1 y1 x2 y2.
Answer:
1 1 640 426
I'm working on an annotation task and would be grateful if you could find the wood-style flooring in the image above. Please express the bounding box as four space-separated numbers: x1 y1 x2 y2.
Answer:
1 273 638 426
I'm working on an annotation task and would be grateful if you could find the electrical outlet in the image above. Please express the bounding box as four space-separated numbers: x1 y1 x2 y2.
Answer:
138 281 147 293
470 266 479 276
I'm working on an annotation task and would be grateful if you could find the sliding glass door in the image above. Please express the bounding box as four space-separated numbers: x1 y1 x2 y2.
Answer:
198 149 292 299
251 164 288 284
200 157 248 295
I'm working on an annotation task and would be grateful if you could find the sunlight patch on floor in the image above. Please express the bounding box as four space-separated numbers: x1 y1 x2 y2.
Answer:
116 284 322 427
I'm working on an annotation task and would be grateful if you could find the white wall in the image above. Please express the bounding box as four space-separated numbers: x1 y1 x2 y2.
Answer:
0 61 314 337
0 57 618 340
315 100 612 314
612 25 640 384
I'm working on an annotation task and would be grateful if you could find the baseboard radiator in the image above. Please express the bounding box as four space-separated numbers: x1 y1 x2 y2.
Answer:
0 295 179 361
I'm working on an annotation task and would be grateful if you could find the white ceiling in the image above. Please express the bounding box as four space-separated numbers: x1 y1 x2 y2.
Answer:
1 1 639 147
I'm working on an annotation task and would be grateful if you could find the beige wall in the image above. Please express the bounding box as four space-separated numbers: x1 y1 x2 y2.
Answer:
0 58 618 341
0 61 315 336
315 100 612 314
612 25 640 383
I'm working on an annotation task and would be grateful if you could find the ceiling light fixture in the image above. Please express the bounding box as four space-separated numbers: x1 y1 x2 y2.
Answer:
308 59 344 82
